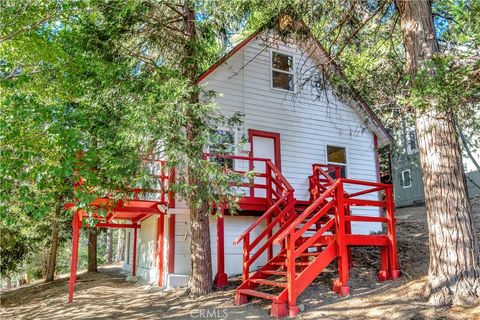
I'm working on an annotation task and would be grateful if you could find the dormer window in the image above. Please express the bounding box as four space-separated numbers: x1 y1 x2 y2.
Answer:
271 51 294 91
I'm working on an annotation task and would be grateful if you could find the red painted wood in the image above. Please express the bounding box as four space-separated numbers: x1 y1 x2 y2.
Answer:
249 129 282 170
344 216 388 223
234 162 400 316
214 208 228 288
68 211 81 303
95 223 141 229
167 214 175 273
346 234 390 246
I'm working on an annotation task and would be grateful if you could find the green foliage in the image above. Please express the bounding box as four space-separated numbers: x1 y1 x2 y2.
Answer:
402 55 480 111
0 223 29 277
0 0 250 277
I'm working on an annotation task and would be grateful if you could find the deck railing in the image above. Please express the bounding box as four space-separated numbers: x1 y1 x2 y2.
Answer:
229 156 296 282
308 163 342 200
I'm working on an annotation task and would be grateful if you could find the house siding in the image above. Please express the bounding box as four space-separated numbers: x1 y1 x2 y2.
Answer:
203 33 380 218
122 31 384 286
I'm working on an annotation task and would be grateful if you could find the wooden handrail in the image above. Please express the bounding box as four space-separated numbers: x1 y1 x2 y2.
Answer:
340 178 392 188
274 180 340 245
267 161 294 192
233 192 291 245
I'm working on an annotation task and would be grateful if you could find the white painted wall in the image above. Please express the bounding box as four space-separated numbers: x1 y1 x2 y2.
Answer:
122 215 167 285
200 31 382 232
123 30 385 285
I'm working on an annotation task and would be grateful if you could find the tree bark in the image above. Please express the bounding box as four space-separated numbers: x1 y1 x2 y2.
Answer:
45 223 60 282
397 0 480 306
182 2 213 295
87 227 98 272
106 228 113 264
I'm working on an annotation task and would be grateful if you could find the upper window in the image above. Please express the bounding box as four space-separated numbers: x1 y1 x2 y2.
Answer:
326 145 347 178
406 128 418 154
401 169 412 188
271 51 294 91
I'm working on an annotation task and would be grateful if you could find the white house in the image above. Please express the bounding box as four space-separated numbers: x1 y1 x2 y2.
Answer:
119 19 393 290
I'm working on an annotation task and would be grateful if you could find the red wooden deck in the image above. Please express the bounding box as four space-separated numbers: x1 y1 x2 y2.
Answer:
66 153 399 316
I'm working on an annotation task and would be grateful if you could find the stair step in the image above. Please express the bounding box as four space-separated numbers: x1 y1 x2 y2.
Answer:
237 289 278 301
250 279 288 287
280 252 321 258
261 270 300 276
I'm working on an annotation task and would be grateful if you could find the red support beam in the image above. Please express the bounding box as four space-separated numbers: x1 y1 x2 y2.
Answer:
385 186 400 279
334 182 350 296
95 223 141 229
132 226 138 276
167 214 175 273
214 208 228 288
157 213 165 287
68 211 81 303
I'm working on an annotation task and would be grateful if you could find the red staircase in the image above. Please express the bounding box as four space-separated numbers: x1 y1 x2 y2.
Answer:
233 163 400 317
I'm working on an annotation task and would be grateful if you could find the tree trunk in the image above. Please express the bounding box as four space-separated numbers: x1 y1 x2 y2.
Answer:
107 228 113 264
87 227 98 272
397 0 480 306
182 2 213 295
45 223 60 282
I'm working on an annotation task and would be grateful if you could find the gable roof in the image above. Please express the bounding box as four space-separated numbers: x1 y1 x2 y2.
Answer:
197 17 394 146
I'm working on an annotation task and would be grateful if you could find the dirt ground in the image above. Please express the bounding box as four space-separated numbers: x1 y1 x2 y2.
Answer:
1 202 480 320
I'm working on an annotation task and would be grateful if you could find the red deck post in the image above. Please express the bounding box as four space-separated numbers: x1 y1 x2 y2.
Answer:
266 166 273 261
68 211 81 303
242 233 250 282
385 185 400 279
334 181 350 296
345 204 353 270
285 232 298 317
214 207 228 288
157 213 165 287
132 226 138 276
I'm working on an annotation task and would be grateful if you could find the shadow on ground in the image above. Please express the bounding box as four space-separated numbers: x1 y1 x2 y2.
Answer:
1 204 479 319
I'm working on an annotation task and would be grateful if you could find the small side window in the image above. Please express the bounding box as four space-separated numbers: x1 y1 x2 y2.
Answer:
402 169 412 188
326 145 347 178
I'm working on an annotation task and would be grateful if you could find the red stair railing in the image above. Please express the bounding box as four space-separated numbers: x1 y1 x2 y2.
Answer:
308 164 342 200
339 178 399 280
274 181 339 311
233 162 399 317
233 160 296 282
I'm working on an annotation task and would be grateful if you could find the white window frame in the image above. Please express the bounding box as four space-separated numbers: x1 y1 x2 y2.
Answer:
270 49 296 93
401 169 412 188
325 144 348 178
406 127 418 154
